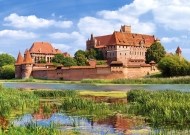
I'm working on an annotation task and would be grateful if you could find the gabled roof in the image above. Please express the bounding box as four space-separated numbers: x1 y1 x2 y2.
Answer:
23 49 33 64
94 31 155 47
29 42 61 54
15 52 24 65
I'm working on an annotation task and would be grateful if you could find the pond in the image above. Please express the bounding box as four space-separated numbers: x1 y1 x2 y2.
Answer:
2 82 190 91
13 113 149 135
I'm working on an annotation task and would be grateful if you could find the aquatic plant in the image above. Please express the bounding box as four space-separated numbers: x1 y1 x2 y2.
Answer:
0 85 39 118
33 90 78 98
127 90 190 126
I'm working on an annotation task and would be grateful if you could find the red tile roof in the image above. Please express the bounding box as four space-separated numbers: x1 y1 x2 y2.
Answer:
29 42 62 54
15 52 24 65
23 49 33 64
94 31 155 48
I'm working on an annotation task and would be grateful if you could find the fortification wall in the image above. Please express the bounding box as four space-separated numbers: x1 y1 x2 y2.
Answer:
31 65 159 80
32 66 124 80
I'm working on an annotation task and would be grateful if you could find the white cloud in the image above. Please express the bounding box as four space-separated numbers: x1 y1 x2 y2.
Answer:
4 13 73 29
52 43 71 52
152 0 190 31
161 37 180 43
0 30 37 39
50 31 86 55
77 0 156 36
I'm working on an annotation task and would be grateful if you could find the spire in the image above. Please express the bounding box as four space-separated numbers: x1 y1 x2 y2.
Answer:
15 51 24 65
176 46 182 57
90 33 94 40
23 49 33 64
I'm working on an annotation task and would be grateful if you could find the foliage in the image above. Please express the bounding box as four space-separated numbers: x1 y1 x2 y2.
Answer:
38 58 46 63
86 48 104 60
52 54 77 67
0 85 38 118
34 90 78 98
145 42 166 63
62 57 77 67
74 50 87 66
81 77 190 84
4 125 61 135
0 53 15 67
0 64 15 79
51 54 65 64
127 90 190 126
96 60 107 65
158 55 190 77
61 96 128 119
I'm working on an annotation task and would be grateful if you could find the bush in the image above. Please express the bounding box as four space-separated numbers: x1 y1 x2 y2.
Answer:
158 55 190 77
0 64 15 79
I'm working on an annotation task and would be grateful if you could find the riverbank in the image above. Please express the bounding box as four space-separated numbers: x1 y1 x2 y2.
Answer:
1 76 190 84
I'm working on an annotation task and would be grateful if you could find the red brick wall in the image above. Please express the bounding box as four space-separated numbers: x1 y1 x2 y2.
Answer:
32 66 159 80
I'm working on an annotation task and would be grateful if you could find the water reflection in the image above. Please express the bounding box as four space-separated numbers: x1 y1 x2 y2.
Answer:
13 113 126 135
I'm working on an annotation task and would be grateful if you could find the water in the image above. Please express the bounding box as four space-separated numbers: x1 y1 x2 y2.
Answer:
2 82 190 91
12 113 149 135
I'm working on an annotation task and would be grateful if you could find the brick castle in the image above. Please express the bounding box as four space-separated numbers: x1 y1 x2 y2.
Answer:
15 26 160 80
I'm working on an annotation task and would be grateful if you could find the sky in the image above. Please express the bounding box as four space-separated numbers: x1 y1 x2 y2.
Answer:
0 0 190 60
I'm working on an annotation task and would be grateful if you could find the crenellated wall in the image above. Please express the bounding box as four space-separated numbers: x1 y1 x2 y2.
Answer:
31 65 159 81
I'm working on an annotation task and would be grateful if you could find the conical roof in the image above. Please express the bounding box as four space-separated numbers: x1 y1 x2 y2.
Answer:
23 49 33 64
15 52 24 65
176 46 182 53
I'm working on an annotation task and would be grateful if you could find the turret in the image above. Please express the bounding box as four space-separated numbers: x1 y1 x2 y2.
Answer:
15 52 24 78
86 33 96 51
120 25 131 33
22 49 33 79
176 46 182 57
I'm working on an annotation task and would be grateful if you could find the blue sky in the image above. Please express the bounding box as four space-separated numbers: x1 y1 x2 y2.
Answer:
0 0 190 60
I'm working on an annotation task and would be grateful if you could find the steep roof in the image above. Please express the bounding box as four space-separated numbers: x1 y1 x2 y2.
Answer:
94 31 155 47
29 42 61 54
23 49 33 64
15 52 24 65
176 46 182 53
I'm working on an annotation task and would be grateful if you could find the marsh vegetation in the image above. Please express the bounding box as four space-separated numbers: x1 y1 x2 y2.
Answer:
1 85 190 134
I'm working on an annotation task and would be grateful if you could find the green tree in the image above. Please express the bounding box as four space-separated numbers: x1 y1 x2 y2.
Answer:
0 64 15 79
158 55 190 77
86 48 104 60
0 53 15 67
62 57 77 67
145 42 166 63
51 54 65 64
38 58 46 63
74 50 87 66
74 50 86 57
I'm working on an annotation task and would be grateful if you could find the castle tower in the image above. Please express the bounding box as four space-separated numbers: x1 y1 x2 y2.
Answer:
175 46 182 57
15 52 24 78
120 25 131 33
22 49 33 79
86 33 96 50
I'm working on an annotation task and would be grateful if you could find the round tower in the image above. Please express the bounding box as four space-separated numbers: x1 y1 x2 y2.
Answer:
22 49 33 79
15 52 24 78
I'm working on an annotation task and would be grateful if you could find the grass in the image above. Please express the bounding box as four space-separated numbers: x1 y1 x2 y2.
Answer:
81 76 190 84
127 89 190 126
0 85 39 118
79 91 127 98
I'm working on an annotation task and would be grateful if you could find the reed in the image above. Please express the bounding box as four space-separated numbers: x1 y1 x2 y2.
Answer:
0 85 39 118
33 90 78 98
127 90 190 126
61 97 128 119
